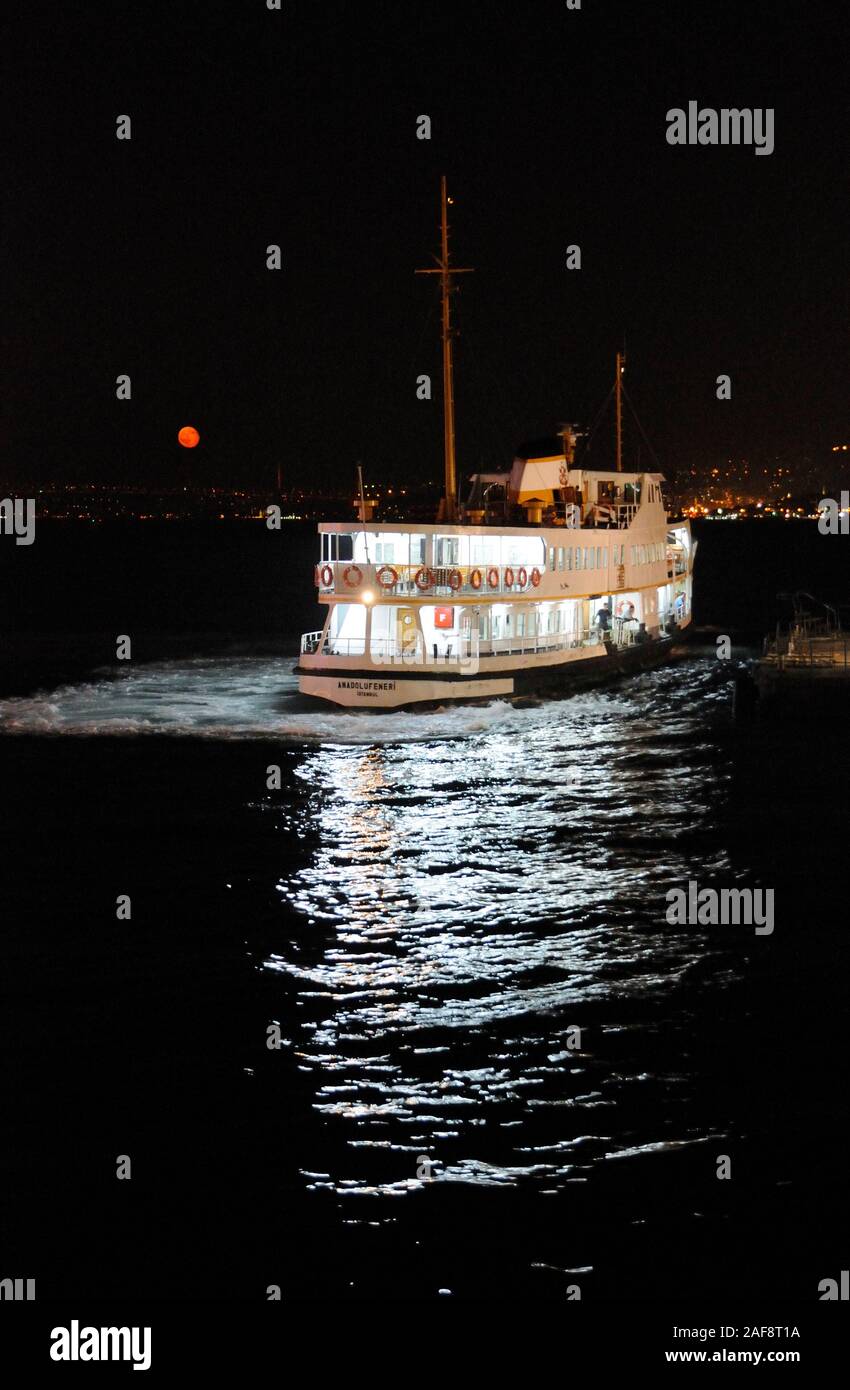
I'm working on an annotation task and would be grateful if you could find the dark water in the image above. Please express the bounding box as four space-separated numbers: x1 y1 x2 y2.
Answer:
0 522 847 1300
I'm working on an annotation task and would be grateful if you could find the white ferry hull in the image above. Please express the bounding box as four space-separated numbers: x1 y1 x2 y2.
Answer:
296 621 690 709
298 672 515 708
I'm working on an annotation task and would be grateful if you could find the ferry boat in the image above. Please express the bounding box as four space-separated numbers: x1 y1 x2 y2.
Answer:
297 180 696 710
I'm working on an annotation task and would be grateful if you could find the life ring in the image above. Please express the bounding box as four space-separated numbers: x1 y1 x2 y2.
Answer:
448 568 463 591
504 566 515 588
320 563 334 588
470 568 483 590
531 567 541 587
415 566 434 592
343 564 362 589
487 567 499 589
376 565 398 590
517 566 528 588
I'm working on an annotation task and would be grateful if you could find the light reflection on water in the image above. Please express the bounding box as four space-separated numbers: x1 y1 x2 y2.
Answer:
265 657 740 1198
0 651 741 1202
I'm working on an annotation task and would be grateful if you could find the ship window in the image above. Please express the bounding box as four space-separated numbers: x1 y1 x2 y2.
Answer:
557 546 565 570
586 548 594 570
566 548 572 571
575 548 583 571
630 546 636 564
596 547 603 568
375 542 395 562
549 547 556 571
517 611 525 636
338 534 354 562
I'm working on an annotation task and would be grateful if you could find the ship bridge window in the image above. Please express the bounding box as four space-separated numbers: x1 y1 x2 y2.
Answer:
321 533 355 562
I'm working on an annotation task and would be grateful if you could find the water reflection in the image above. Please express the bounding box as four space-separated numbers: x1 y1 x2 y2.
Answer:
267 658 740 1196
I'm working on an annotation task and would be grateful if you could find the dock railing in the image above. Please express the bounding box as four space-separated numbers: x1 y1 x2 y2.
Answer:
763 618 850 670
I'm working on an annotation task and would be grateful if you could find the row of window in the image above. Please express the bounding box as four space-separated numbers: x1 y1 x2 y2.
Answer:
546 542 667 572
549 544 619 572
631 542 666 565
323 533 669 570
483 608 568 639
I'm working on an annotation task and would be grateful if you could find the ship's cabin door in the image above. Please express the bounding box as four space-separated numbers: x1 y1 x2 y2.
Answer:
396 607 418 658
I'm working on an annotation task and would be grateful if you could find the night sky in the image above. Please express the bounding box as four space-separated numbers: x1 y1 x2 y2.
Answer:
5 0 848 492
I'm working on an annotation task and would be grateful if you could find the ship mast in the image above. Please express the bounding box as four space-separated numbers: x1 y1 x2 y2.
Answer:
615 349 626 472
416 177 473 522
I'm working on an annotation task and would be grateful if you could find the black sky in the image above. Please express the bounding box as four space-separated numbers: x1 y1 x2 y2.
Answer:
4 0 848 492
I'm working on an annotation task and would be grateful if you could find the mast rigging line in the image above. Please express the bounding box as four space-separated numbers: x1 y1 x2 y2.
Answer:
581 384 615 457
620 381 665 473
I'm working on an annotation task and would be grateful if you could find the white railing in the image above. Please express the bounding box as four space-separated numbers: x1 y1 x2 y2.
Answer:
317 562 544 598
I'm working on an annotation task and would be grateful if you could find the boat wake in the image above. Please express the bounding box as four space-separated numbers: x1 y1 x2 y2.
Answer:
0 656 537 743
0 651 720 744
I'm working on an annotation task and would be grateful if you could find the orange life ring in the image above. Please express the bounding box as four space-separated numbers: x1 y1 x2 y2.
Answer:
487 567 499 589
415 566 434 592
320 563 334 588
376 565 398 589
470 568 483 590
531 567 541 587
343 564 362 589
517 566 528 588
448 568 462 591
504 566 515 587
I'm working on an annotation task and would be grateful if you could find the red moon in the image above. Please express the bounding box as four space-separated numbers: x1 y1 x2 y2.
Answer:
178 425 200 449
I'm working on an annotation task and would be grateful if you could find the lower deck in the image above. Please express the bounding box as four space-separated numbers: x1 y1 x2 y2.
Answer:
301 578 692 669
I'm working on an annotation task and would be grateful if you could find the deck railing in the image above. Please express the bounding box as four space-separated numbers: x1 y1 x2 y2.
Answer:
316 561 545 598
